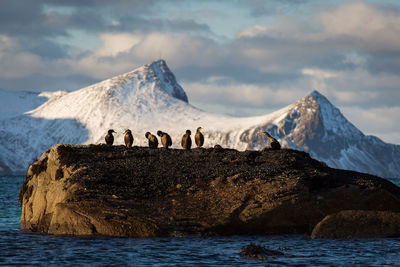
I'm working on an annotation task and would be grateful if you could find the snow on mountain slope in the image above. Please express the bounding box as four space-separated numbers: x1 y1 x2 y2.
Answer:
24 59 277 149
0 59 399 178
0 89 48 120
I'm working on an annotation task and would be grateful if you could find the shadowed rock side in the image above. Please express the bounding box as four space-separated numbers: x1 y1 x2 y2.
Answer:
311 210 400 239
19 144 400 238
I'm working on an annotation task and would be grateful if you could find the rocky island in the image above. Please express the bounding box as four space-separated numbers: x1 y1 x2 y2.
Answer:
19 144 400 238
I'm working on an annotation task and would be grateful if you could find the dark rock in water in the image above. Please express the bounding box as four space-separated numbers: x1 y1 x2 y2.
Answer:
19 144 400 237
311 210 400 239
239 243 284 260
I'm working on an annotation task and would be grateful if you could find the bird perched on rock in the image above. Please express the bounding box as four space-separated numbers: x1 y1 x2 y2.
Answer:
195 127 204 148
145 132 158 148
212 144 223 153
181 129 192 150
124 129 134 148
105 129 116 146
262 131 281 150
157 130 172 149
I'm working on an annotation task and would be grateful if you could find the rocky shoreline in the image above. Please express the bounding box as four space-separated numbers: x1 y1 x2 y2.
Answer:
19 144 400 238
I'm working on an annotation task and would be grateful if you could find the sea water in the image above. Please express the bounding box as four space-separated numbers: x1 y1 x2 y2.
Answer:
1 176 400 266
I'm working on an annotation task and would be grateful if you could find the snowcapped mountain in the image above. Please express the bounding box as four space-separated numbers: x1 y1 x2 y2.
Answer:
0 60 399 178
260 91 400 178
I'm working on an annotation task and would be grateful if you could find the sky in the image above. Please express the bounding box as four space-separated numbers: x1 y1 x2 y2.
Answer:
0 0 399 144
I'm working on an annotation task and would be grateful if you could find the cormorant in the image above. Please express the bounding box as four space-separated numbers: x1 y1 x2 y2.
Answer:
181 129 192 150
105 129 116 146
262 131 281 150
157 130 172 149
195 127 204 148
124 129 134 148
145 132 159 148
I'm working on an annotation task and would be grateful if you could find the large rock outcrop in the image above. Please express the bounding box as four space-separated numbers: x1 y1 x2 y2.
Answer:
19 144 400 237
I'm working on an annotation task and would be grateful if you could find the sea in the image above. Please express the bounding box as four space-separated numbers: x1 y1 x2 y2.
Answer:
1 176 400 266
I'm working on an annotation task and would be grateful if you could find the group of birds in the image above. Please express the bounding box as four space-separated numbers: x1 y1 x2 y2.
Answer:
105 128 281 150
105 127 205 149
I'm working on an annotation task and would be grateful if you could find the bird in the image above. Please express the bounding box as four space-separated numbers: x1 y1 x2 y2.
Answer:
262 131 281 150
105 129 116 146
195 127 204 148
145 132 158 148
124 129 134 148
157 130 172 149
181 129 192 150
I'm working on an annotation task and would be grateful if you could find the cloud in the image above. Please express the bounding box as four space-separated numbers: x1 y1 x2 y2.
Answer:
3 1 400 108
57 32 224 80
237 3 400 64
317 3 400 50
2 2 400 102
301 68 337 79
333 91 379 104
341 106 400 144
0 0 211 48
0 35 43 79
301 68 337 92
95 33 142 57
244 0 310 17
181 73 314 117
325 69 400 108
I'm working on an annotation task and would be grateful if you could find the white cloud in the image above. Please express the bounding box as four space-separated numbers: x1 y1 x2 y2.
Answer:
301 68 337 79
341 106 400 144
300 68 337 92
96 33 141 57
333 90 379 103
342 52 367 67
130 33 223 67
317 3 400 50
0 35 46 79
236 24 271 38
237 2 400 52
182 80 309 111
323 68 400 106
62 32 224 79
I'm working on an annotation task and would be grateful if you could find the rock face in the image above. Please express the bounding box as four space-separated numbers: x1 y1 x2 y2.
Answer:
239 243 284 260
19 144 400 237
311 210 400 239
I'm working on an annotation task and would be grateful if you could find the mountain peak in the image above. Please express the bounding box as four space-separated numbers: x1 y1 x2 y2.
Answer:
88 59 188 104
141 59 188 103
305 90 338 113
308 90 329 103
298 90 362 139
309 90 322 97
148 59 167 68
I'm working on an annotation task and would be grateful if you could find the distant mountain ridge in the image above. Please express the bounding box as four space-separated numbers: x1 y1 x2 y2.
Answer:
0 59 399 178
